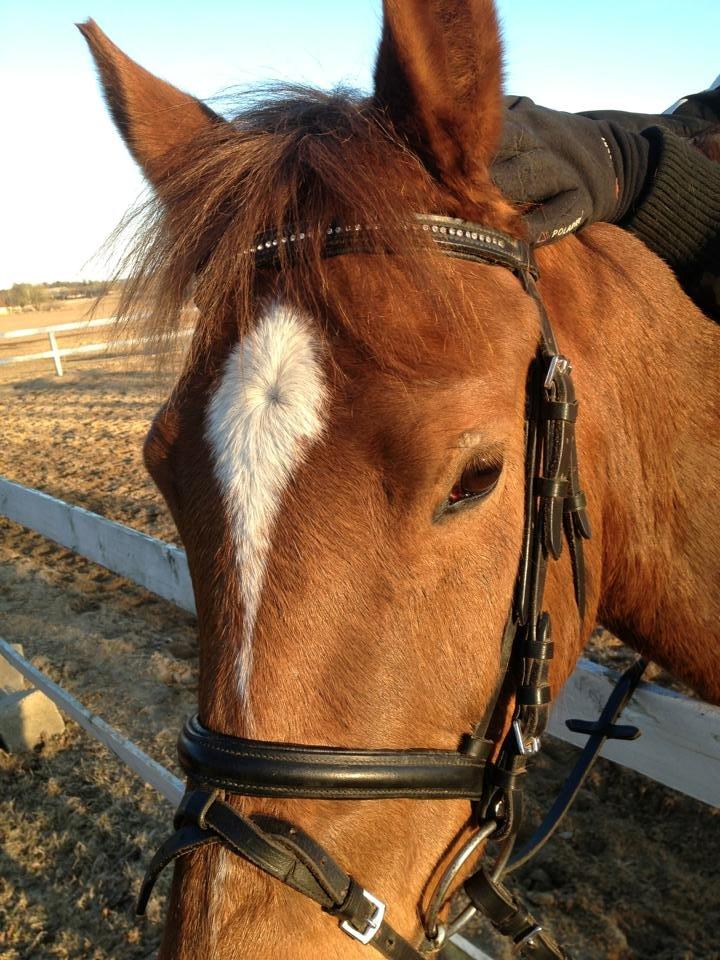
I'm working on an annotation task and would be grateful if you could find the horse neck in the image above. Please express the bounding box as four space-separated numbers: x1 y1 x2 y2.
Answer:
540 225 720 704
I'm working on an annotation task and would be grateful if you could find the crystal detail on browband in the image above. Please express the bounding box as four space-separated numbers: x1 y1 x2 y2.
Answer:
244 214 536 281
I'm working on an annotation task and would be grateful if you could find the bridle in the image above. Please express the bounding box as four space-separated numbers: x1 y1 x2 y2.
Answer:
137 215 646 959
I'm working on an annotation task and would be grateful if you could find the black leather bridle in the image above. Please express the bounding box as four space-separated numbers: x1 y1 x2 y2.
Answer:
138 215 646 959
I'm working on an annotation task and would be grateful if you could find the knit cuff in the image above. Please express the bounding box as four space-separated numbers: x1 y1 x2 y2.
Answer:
623 126 720 283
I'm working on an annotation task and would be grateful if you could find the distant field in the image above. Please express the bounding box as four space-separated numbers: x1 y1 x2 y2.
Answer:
0 294 121 335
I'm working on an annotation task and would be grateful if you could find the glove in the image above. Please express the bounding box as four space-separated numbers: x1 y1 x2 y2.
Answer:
491 97 650 243
492 96 716 244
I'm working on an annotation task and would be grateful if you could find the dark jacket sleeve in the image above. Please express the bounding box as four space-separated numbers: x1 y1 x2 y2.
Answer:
622 127 720 318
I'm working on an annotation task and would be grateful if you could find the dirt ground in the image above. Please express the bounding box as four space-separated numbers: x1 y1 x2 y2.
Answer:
0 353 718 960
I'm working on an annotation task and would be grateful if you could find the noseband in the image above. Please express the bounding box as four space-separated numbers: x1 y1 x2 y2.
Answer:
138 215 645 959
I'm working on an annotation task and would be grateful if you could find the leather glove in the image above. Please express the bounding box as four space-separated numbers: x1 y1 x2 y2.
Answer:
492 96 716 244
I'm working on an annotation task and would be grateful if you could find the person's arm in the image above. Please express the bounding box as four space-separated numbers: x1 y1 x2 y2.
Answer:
624 126 720 302
492 93 720 315
492 96 651 244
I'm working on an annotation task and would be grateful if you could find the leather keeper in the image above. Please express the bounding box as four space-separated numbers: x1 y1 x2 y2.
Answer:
534 477 569 499
542 400 577 422
462 731 495 759
326 878 370 921
516 684 552 706
563 491 587 513
486 763 527 791
464 868 517 928
521 638 555 660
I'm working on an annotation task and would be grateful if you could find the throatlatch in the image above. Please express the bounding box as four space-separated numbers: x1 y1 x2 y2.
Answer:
138 216 644 960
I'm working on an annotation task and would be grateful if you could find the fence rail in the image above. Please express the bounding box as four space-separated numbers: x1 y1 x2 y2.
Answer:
0 317 116 376
0 637 184 805
0 477 194 612
0 316 116 340
2 476 719 805
0 317 192 375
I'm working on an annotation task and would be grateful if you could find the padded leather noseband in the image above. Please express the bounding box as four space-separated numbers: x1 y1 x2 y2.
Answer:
179 714 494 800
138 215 645 960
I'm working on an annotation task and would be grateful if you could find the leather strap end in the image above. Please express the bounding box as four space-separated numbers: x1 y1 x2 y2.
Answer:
547 500 565 560
136 823 218 916
464 869 567 959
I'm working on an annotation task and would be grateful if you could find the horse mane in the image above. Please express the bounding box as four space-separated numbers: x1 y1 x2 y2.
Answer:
111 85 514 374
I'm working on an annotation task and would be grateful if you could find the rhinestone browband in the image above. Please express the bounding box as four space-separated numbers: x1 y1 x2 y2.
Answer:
249 214 537 278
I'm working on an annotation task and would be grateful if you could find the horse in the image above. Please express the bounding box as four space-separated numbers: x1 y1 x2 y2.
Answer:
80 2 720 958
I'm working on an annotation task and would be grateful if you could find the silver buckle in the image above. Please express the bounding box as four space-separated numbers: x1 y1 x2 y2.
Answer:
340 889 386 945
513 720 541 757
544 354 570 389
515 924 543 950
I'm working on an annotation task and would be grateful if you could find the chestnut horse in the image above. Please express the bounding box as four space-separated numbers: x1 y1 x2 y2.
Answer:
80 2 719 958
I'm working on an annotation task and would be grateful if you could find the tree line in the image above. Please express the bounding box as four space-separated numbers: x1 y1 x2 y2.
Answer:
0 280 114 309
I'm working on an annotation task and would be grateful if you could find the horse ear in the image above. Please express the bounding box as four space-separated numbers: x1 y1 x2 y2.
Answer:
78 19 222 192
374 0 504 198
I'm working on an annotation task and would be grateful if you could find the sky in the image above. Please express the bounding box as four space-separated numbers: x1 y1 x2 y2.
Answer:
1 0 719 289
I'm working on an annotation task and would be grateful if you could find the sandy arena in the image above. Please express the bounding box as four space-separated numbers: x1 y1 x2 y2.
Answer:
0 337 718 960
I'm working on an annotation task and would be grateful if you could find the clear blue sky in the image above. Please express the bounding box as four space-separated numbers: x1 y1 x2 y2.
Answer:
1 0 718 288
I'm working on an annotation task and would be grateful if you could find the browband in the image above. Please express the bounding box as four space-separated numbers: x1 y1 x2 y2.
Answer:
179 715 494 800
252 213 538 279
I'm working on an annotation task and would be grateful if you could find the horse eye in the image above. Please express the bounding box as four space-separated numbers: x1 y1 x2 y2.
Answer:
445 460 502 512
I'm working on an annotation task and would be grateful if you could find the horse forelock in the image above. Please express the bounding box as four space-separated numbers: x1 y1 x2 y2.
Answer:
111 84 522 375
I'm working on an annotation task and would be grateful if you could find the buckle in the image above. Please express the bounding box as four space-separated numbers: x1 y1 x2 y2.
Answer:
544 355 570 389
513 720 541 757
515 923 543 951
340 889 385 945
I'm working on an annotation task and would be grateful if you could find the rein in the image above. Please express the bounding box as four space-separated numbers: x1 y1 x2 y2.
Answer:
138 215 646 959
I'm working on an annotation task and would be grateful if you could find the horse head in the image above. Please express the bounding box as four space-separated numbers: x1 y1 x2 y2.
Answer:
81 3 720 957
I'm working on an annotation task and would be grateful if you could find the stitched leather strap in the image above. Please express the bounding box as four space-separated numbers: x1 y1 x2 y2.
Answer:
252 214 538 281
464 869 567 959
179 715 493 800
138 789 424 960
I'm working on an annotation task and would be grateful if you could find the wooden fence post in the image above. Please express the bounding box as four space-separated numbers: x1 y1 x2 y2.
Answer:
47 331 63 376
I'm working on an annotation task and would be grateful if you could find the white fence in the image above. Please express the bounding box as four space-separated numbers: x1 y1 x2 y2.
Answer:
0 317 116 376
0 636 184 805
0 479 194 612
2 476 719 807
0 317 192 376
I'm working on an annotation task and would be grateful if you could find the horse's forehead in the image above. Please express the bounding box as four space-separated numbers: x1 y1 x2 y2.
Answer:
204 302 327 702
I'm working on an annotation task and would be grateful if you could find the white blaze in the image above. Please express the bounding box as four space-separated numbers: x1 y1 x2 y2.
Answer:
206 303 326 703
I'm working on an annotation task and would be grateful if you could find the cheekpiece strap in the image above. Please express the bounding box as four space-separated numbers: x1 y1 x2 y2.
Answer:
464 869 568 959
138 787 425 960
